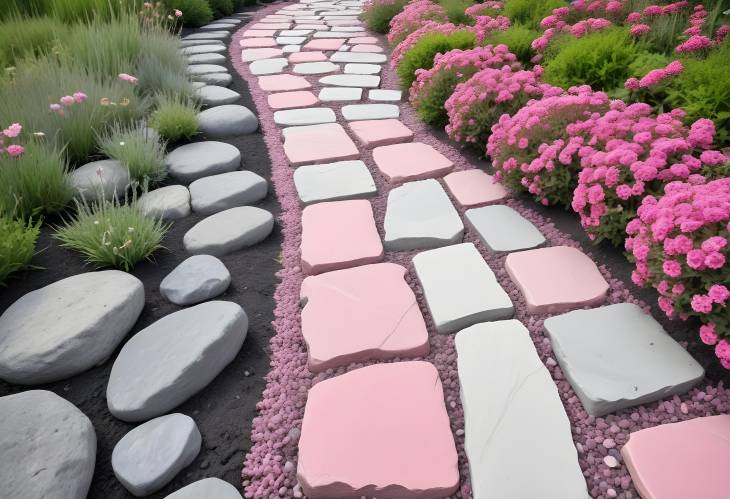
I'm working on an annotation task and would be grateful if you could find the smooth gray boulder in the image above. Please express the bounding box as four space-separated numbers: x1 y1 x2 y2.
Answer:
192 72 232 87
196 85 241 107
112 414 202 496
165 141 240 183
183 207 274 256
187 52 226 65
294 160 376 205
138 185 191 220
71 159 129 202
273 107 336 126
160 255 231 306
197 105 259 138
544 303 705 416
342 103 399 121
465 205 545 252
164 478 243 499
0 390 96 499
189 171 268 215
180 44 226 55
107 301 248 422
0 271 144 384
319 74 380 87
186 64 228 76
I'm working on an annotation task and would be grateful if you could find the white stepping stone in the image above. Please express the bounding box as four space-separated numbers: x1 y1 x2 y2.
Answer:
283 123 359 166
192 72 232 86
466 205 545 252
413 243 513 334
138 185 191 220
319 74 380 87
249 57 288 75
112 414 201 496
187 52 226 64
544 303 704 416
335 25 366 31
198 105 259 138
456 320 588 499
282 44 302 53
293 61 340 74
183 207 274 256
165 141 240 183
160 255 231 306
107 301 248 422
71 159 129 202
184 31 229 40
280 29 313 36
313 31 358 37
0 391 96 499
368 89 402 101
318 86 362 101
342 103 399 120
241 47 284 61
189 170 268 214
274 107 336 126
0 271 144 384
277 36 307 45
196 85 241 106
330 51 386 63
165 478 243 499
186 64 227 76
338 44 350 51
294 160 376 204
344 63 381 74
181 44 226 55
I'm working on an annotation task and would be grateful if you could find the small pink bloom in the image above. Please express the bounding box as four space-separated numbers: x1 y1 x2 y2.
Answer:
3 123 22 138
60 95 75 107
699 323 718 345
662 260 682 277
49 103 62 113
6 144 24 157
73 92 88 103
175 9 183 17
715 339 730 361
691 294 714 314
704 252 726 269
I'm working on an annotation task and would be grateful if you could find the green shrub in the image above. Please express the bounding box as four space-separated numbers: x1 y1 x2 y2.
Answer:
166 0 214 27
210 0 235 17
397 30 477 88
136 29 194 100
438 0 473 25
503 0 566 30
361 0 407 34
48 0 132 23
484 25 539 66
150 95 199 142
0 141 74 221
0 215 40 285
99 125 167 184
0 16 68 69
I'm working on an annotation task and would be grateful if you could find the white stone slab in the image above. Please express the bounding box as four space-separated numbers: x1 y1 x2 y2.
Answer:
294 160 376 205
330 51 387 63
279 29 314 36
249 57 288 75
282 45 302 53
293 61 340 74
342 103 399 120
313 31 360 38
318 87 363 101
277 36 307 45
466 205 545 252
368 89 402 101
241 48 283 62
319 74 380 88
344 63 381 74
274 107 336 126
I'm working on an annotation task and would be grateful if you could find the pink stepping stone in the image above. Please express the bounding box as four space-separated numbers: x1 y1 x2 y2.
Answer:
443 169 509 207
250 23 291 30
242 29 276 37
240 37 277 48
300 199 383 275
621 415 730 499
241 48 283 62
297 361 459 498
303 38 346 51
257 74 311 92
350 44 384 52
349 119 413 148
348 36 378 44
283 123 359 166
373 142 454 183
289 51 327 62
505 246 609 314
301 263 428 371
267 90 319 110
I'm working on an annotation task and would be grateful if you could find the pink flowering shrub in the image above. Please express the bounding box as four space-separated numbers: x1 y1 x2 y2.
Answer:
626 178 730 368
486 86 609 207
472 15 511 44
0 123 25 158
387 0 448 46
465 2 503 20
390 20 465 70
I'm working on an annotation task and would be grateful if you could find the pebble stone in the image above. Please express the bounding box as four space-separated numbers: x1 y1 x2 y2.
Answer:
184 31 229 40
165 141 241 183
179 40 225 48
187 64 228 76
70 159 129 202
183 207 275 256
189 170 268 215
241 47 284 62
187 52 226 64
160 255 232 306
196 85 241 106
137 185 191 220
198 105 259 138
164 478 243 499
192 72 232 86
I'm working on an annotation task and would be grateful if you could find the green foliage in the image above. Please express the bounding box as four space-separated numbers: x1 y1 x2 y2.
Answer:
503 0 566 30
136 29 194 100
362 0 407 33
99 125 167 184
0 214 40 285
0 16 68 69
413 66 481 125
397 30 476 88
484 25 539 66
438 0 473 25
166 0 214 27
209 0 235 17
150 95 199 142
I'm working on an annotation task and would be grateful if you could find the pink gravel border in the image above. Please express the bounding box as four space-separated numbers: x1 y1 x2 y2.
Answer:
230 5 730 498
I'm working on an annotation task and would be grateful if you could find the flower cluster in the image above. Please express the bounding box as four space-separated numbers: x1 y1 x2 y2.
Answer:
465 2 502 19
472 15 511 44
0 123 24 158
387 0 448 45
625 60 683 90
534 12 612 53
626 178 730 368
49 91 88 116
390 20 466 69
675 4 712 53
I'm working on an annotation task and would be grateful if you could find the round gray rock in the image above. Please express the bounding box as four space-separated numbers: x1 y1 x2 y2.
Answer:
71 159 130 202
197 105 259 138
165 141 241 183
196 85 241 107
0 271 145 385
160 255 231 306
180 39 225 47
164 478 243 499
192 72 232 87
180 44 226 55
138 185 191 220
183 31 230 40
183 207 274 256
189 171 268 215
187 52 226 65
187 64 228 76
112 414 202 496
0 390 96 499
107 301 248 422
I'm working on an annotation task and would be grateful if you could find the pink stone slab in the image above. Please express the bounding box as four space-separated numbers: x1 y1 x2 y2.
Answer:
267 91 319 110
298 361 459 498
257 74 311 92
250 23 291 30
283 123 359 166
350 44 384 53
303 38 346 51
443 169 509 207
621 415 730 499
372 142 454 183
300 199 383 274
240 37 277 48
242 29 277 37
301 263 429 372
241 48 284 62
504 246 609 314
349 119 414 147
289 51 327 62
348 36 378 44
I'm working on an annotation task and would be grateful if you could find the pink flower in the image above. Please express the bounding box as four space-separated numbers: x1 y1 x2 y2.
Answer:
2 123 22 138
708 284 730 304
686 249 706 269
174 9 183 17
715 339 730 361
6 144 24 157
676 35 711 53
118 73 138 84
73 92 88 103
60 95 75 107
699 323 718 345
704 252 726 269
691 294 714 314
662 259 682 277
701 236 728 253
631 24 651 36
624 77 640 90
664 60 683 75
627 12 642 24
49 103 62 113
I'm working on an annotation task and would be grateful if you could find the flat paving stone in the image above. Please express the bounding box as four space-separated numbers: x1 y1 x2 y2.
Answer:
294 160 376 204
240 37 278 48
192 72 232 86
165 141 240 183
373 142 454 183
183 207 274 256
249 57 288 75
300 199 383 274
289 50 327 62
187 52 226 64
283 123 359 166
443 169 508 207
303 38 346 50
350 44 384 52
165 478 243 499
189 170 268 215
184 31 229 40
196 85 241 106
369 89 402 101
274 107 336 126
300 263 428 372
198 105 259 138
160 255 231 306
258 73 311 91
505 246 609 315
319 74 380 87
544 303 704 416
349 118 412 147
344 63 381 74
280 29 313 36
313 31 359 38
349 36 378 44
330 51 387 63
293 61 340 74
138 185 191 220
250 23 291 30
413 243 513 334
268 90 319 109
277 36 307 45
466 205 545 252
282 44 302 53
621 415 730 499
187 64 227 76
342 103 399 120
241 47 284 61
242 29 276 37
456 320 588 499
318 86 362 101
297 361 459 498
180 40 225 48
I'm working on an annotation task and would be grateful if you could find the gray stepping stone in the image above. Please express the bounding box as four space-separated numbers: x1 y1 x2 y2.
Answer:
282 44 302 53
241 48 284 61
279 29 313 36
293 61 339 74
274 107 336 126
456 320 588 499
183 207 274 256
338 44 350 51
277 36 307 45
344 63 381 74
192 72 232 86
0 271 144 384
191 81 206 90
186 64 228 76
413 243 513 334
384 179 463 251
294 160 376 205
0 391 96 499
197 105 259 138
71 159 129 202
330 51 386 63
184 31 229 40
543 303 705 417
369 89 402 101
165 141 240 183
201 23 236 30
187 52 226 64
138 185 191 220
319 74 380 88
334 25 366 31
180 39 225 48
180 44 226 55
342 103 399 120
465 205 545 252
107 301 248 422
249 57 288 75
196 85 241 107
112 414 201 496
313 31 359 37
189 170 268 214
318 86 362 101
160 255 231 306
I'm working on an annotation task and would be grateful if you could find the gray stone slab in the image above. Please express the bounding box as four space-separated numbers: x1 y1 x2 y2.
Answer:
179 39 225 48
71 159 129 202
330 51 387 63
164 479 243 499
277 36 307 45
294 160 376 205
249 57 288 75
344 63 381 74
319 74 380 88
465 205 545 252
334 25 365 31
187 52 226 64
196 85 241 107
342 103 399 120
183 207 274 256
368 89 402 101
543 303 705 417
180 43 226 55
160 255 230 306
183 31 229 40
274 107 336 126
138 185 191 220
189 170 268 214
186 64 228 76
279 29 313 36
313 31 360 37
165 141 240 183
198 105 259 138
456 321 588 499
241 47 284 62
318 86 362 101
413 243 513 334
200 23 236 30
293 61 340 74
192 72 232 86
282 44 302 53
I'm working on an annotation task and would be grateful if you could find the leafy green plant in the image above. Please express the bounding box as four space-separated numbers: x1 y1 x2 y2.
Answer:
438 0 473 25
149 94 199 142
209 0 235 17
135 29 194 99
483 25 539 66
0 16 68 69
503 0 566 30
99 125 167 184
397 30 476 88
361 0 408 33
0 214 40 285
165 0 214 27
48 0 134 23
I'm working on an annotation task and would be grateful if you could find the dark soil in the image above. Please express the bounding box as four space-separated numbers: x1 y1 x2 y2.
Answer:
0 7 280 498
